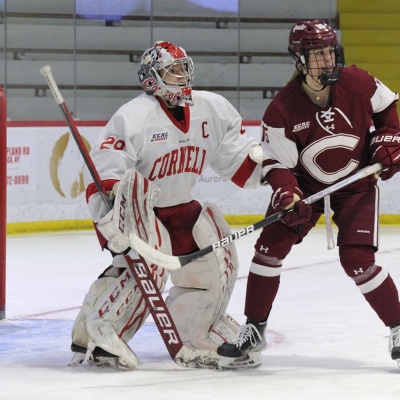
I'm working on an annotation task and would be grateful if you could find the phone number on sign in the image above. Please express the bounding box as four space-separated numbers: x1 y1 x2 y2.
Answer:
6 175 29 185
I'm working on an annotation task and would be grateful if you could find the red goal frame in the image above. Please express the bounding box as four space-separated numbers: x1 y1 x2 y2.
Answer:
0 88 6 320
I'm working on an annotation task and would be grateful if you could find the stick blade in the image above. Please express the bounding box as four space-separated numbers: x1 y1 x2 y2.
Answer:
128 233 182 270
174 347 219 369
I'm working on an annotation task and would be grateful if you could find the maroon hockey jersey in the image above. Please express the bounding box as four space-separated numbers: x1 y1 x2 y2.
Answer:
261 65 399 190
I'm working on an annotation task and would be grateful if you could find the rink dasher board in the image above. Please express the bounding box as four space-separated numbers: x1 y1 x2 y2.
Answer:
5 122 400 228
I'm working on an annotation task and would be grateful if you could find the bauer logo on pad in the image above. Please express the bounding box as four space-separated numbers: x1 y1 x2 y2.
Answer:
150 132 169 143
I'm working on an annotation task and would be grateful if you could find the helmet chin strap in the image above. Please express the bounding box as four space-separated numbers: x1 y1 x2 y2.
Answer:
301 71 327 93
299 52 337 93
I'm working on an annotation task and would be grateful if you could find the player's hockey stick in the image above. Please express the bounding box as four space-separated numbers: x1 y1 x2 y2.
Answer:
40 65 220 369
129 162 382 270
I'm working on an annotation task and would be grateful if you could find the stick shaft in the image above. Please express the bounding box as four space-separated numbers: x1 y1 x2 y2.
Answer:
181 163 381 264
40 65 110 208
128 163 382 270
59 102 112 209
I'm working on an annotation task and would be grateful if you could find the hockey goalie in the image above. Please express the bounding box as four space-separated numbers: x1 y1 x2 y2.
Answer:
68 40 264 370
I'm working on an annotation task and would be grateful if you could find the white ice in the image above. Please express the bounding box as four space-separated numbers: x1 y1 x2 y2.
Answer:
2 225 400 400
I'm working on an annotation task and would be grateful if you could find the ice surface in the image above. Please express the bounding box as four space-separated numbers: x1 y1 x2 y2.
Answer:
2 226 400 399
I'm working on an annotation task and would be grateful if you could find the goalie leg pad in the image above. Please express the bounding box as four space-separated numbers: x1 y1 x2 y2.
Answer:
71 274 118 350
72 266 141 370
85 319 139 370
72 169 172 368
167 203 239 351
208 313 241 347
71 257 167 369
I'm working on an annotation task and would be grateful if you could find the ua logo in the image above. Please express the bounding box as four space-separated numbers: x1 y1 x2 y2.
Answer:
354 268 363 275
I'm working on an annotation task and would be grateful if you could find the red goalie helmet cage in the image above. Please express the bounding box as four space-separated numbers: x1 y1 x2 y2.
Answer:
0 88 6 320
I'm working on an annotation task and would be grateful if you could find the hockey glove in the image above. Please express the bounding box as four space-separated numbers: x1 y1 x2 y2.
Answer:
266 168 312 227
370 127 400 181
271 185 312 226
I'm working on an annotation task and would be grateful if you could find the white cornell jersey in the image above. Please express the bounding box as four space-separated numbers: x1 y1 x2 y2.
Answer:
84 91 262 222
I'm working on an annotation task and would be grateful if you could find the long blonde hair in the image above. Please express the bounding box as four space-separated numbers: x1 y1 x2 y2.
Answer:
287 62 306 85
287 69 300 84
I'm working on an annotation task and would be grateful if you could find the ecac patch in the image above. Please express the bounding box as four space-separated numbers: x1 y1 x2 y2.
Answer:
150 132 169 143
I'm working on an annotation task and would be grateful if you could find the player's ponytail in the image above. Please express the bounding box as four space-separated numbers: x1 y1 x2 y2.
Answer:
286 68 302 85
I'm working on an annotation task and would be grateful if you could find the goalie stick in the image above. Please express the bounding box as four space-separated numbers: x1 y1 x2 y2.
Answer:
40 65 219 369
129 162 382 270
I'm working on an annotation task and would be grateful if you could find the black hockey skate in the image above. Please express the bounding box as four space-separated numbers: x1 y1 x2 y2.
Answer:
70 343 115 359
217 317 267 359
389 324 400 367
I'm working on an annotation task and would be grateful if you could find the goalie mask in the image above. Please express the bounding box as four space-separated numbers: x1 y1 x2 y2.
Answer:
138 41 194 107
288 19 344 86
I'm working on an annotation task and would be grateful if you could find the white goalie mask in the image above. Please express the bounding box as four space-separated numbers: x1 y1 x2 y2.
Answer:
138 41 194 107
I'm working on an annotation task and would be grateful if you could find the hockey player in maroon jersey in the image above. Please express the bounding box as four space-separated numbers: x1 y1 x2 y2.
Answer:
68 41 264 370
217 20 400 368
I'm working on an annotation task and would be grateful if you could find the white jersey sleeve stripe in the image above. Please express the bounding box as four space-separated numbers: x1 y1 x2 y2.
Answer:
370 78 399 113
261 122 299 174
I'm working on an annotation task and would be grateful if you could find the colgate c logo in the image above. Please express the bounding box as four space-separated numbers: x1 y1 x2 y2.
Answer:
300 134 360 184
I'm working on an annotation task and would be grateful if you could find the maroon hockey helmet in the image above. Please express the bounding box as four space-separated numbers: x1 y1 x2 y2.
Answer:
288 20 344 85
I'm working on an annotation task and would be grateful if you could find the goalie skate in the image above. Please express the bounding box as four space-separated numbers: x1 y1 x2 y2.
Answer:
68 343 129 370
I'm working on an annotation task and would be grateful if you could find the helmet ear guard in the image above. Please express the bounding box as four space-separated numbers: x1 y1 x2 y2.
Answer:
288 47 306 76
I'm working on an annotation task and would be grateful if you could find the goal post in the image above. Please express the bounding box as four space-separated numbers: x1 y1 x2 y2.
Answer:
0 88 6 320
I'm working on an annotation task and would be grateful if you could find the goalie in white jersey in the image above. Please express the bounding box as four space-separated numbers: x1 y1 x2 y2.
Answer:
69 41 264 370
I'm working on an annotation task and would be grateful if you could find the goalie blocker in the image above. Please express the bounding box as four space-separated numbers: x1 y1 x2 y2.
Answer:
70 169 259 369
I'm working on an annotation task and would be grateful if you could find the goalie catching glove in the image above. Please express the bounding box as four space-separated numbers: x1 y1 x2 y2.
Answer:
266 168 312 226
370 127 400 181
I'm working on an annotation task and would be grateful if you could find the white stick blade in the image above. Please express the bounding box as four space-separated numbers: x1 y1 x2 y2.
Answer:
128 233 181 271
